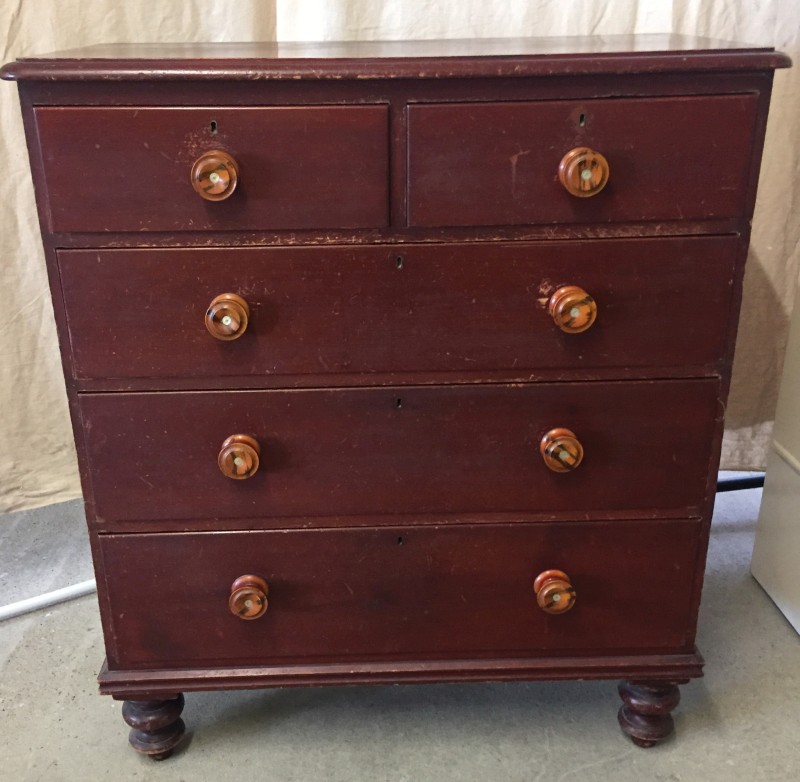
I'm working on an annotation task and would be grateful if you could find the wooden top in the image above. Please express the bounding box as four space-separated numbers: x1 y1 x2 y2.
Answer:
1 35 790 81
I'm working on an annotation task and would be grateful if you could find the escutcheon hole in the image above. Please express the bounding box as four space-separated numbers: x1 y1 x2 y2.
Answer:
578 112 586 127
395 255 404 270
210 120 218 134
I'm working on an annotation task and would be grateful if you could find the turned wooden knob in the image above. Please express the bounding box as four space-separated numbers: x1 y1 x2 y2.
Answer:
540 428 584 472
548 285 597 333
205 293 250 341
191 150 239 201
558 147 609 197
229 575 269 620
218 434 260 480
534 569 576 614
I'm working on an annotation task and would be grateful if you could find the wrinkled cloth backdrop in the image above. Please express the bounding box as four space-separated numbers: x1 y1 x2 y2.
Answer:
1 1 798 511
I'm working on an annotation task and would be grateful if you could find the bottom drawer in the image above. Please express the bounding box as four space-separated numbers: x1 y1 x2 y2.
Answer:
100 520 701 669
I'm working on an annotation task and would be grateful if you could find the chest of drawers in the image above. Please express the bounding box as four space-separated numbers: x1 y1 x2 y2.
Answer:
2 36 790 758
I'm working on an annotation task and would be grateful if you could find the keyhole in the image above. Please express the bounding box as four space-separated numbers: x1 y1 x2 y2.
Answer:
395 398 403 409
397 536 404 545
210 120 218 134
395 255 404 270
578 113 586 127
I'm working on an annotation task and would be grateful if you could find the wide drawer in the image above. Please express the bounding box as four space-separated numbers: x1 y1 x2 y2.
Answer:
408 95 758 226
99 520 700 669
80 380 719 526
34 106 389 232
59 236 738 384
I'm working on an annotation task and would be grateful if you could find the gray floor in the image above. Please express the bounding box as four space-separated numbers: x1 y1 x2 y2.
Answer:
1 482 798 781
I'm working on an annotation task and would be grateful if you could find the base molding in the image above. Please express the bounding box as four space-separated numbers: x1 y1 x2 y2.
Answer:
99 649 704 698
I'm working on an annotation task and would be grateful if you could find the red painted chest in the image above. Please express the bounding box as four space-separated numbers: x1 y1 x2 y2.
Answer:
2 35 790 757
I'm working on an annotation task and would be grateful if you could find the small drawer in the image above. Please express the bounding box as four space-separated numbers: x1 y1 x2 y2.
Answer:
34 105 389 232
59 235 737 384
80 380 719 527
408 95 758 226
99 519 700 669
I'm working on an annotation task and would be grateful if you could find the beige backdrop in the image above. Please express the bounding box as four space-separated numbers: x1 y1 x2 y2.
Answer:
1 1 798 512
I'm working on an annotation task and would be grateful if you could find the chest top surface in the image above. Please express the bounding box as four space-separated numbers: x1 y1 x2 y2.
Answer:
0 35 791 81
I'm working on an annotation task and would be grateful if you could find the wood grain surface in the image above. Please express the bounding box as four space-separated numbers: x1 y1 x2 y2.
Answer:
99 519 700 669
79 379 719 527
35 105 389 232
4 37 788 717
408 95 758 226
1 36 790 81
58 236 738 384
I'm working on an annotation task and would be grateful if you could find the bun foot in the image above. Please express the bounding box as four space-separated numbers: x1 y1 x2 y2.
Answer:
617 681 680 748
122 694 185 760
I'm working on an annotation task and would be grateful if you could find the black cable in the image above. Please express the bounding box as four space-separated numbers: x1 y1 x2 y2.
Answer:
716 474 765 492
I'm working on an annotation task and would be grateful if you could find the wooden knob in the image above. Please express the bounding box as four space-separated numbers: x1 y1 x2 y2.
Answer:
558 147 609 197
229 575 269 620
218 434 260 480
540 428 584 472
191 150 239 201
548 286 597 333
205 293 250 341
534 569 576 614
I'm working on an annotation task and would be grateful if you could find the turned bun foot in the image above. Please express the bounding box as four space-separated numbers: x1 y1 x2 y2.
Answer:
617 681 680 748
122 694 186 760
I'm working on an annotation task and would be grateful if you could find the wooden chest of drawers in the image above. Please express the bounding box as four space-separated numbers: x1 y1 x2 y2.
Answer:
2 36 790 758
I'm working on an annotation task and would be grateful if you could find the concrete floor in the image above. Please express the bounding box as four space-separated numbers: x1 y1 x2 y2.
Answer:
1 485 798 781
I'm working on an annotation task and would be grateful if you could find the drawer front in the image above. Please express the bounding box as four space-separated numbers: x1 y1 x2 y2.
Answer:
81 380 718 526
59 236 737 383
408 95 758 227
35 106 389 232
99 520 700 668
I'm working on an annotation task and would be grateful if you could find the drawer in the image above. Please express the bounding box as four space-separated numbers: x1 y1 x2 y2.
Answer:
34 106 389 232
408 95 758 227
99 520 700 668
59 235 737 384
80 380 719 526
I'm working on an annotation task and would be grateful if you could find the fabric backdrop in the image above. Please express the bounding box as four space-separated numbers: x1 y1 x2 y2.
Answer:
1 1 798 512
